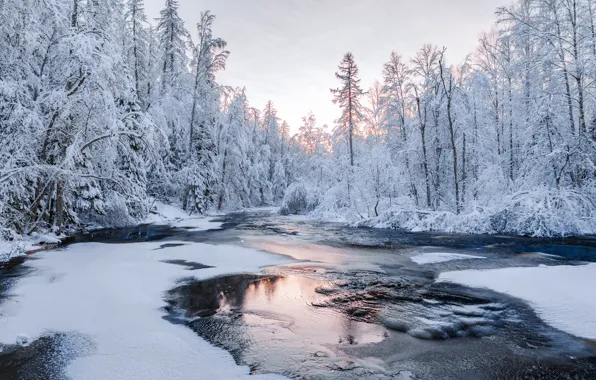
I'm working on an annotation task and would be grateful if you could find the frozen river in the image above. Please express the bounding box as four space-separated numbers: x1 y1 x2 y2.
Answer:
1 209 595 379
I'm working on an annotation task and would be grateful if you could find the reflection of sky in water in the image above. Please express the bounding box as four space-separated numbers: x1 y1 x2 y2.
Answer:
227 275 387 346
245 240 397 273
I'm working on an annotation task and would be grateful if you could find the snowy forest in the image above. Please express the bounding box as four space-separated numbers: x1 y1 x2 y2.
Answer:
2 0 596 243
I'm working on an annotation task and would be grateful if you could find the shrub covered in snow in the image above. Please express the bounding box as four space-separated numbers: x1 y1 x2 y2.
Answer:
487 189 596 237
354 188 596 237
310 184 355 221
77 191 137 229
280 183 309 215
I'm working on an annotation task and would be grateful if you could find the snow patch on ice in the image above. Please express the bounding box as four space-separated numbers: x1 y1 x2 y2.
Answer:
281 213 312 222
144 201 222 231
171 218 222 231
144 202 192 224
411 252 485 265
0 241 292 379
438 264 596 340
247 206 280 213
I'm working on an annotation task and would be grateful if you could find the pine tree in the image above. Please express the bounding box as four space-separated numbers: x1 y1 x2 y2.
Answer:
331 53 365 167
183 10 229 214
126 0 150 104
157 0 188 93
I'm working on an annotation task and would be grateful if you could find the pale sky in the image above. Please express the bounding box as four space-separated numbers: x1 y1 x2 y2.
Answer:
145 0 506 133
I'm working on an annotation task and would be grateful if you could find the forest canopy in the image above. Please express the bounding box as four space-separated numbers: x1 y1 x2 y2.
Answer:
1 0 595 244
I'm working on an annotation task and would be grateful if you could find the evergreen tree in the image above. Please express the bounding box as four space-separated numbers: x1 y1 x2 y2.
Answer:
331 52 366 167
157 0 188 93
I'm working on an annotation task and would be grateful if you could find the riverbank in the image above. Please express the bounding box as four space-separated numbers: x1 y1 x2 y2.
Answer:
0 202 221 264
285 186 596 237
0 224 293 379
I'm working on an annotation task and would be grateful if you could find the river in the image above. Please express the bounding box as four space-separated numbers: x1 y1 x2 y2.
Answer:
1 209 596 379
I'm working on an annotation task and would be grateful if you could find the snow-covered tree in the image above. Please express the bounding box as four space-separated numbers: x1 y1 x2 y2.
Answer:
157 0 188 93
331 52 366 167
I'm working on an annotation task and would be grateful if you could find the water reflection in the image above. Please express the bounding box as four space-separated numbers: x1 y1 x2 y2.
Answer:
168 273 387 347
241 275 387 346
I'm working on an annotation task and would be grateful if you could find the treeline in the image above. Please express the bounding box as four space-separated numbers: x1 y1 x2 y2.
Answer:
2 0 595 240
0 0 291 238
288 0 596 236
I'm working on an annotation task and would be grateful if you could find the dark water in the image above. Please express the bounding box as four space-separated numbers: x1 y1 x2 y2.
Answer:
2 210 596 379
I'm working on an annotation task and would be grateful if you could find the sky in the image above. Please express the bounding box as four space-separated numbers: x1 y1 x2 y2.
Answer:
145 0 507 133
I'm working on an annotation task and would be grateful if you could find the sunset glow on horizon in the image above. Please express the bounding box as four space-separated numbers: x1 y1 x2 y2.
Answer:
144 0 505 133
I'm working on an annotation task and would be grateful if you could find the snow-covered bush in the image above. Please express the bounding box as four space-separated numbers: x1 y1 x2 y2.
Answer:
280 183 309 215
77 191 137 229
354 188 596 237
488 189 596 237
309 184 355 221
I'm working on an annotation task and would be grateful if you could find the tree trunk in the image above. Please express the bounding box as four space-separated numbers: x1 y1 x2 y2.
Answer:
462 133 467 206
553 4 576 134
55 182 64 235
416 97 432 209
446 99 459 214
218 148 228 210
508 77 514 182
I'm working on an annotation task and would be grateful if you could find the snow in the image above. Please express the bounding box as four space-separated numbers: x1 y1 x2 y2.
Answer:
1 202 221 263
15 333 31 346
281 214 312 222
0 241 24 260
144 201 222 231
27 232 62 245
411 252 485 265
0 241 292 379
438 263 596 340
0 232 63 261
246 206 280 213
144 202 194 224
171 218 222 231
324 188 596 237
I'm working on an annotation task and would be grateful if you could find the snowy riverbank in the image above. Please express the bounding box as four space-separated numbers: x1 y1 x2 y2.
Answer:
0 233 63 263
143 202 224 231
407 250 596 340
281 184 596 238
0 202 220 264
0 238 293 379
